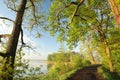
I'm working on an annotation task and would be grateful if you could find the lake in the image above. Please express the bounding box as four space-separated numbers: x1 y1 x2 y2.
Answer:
28 60 48 73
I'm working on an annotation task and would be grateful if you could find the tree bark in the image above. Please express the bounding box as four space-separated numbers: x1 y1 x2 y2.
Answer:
97 25 113 72
87 46 96 64
0 0 27 80
104 41 113 72
88 50 95 64
108 0 120 30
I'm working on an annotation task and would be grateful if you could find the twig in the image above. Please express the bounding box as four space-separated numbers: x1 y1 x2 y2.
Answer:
3 0 19 12
56 3 72 18
25 5 33 9
7 6 19 12
56 1 84 17
24 43 38 53
74 15 87 21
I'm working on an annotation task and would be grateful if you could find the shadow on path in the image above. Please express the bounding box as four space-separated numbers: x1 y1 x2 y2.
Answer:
66 64 105 80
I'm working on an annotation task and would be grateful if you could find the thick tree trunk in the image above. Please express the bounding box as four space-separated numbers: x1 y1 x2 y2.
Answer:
0 0 27 80
108 0 120 29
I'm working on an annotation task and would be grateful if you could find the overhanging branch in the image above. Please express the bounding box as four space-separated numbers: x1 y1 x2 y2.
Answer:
57 0 84 17
0 17 14 23
52 0 85 28
3 0 19 12
56 2 72 18
0 52 6 57
29 0 37 22
66 0 85 27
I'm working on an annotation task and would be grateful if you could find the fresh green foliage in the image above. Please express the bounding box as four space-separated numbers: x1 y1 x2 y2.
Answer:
107 28 120 75
13 50 90 80
47 51 91 80
0 0 120 79
48 0 112 49
48 0 120 79
99 66 120 80
13 50 43 80
117 0 120 4
14 51 29 79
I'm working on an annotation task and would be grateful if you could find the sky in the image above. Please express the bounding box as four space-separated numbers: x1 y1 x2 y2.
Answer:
0 0 79 60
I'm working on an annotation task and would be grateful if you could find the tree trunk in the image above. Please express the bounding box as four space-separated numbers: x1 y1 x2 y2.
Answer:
97 26 113 72
0 0 27 80
108 0 120 29
87 46 96 64
104 41 113 72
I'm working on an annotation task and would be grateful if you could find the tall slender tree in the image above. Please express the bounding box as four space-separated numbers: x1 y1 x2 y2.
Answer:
0 1 27 79
0 0 45 80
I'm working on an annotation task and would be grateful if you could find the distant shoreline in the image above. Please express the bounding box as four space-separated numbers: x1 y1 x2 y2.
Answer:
28 59 48 73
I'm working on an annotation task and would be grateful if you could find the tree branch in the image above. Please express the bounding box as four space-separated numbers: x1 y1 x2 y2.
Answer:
24 43 37 53
29 0 37 22
0 52 6 57
56 3 72 18
70 0 85 21
74 15 87 21
66 0 85 27
0 34 11 38
25 5 33 9
0 34 11 42
51 0 85 28
53 1 79 24
71 2 79 5
3 0 20 12
20 27 25 45
0 17 14 22
7 6 19 12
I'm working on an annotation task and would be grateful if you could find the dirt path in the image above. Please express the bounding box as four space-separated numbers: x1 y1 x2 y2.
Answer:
66 64 104 80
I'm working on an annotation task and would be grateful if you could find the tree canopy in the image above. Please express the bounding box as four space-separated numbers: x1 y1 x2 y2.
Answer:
0 0 120 80
48 0 120 72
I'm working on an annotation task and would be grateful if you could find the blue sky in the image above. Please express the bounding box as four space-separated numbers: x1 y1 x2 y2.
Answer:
0 0 79 60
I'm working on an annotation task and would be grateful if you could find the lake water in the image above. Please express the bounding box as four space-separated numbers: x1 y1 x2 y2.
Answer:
28 60 48 73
